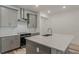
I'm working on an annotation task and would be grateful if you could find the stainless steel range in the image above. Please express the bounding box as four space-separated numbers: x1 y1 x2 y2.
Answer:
20 33 31 47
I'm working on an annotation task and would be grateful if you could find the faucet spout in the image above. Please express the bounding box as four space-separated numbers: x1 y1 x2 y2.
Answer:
48 28 53 35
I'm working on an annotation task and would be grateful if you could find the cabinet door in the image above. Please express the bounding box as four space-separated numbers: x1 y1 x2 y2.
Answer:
26 39 37 54
1 36 12 52
11 35 20 49
0 7 17 27
28 14 37 28
26 40 51 54
36 44 51 54
1 35 20 53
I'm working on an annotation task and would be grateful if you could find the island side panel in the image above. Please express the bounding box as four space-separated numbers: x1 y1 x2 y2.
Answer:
26 39 51 54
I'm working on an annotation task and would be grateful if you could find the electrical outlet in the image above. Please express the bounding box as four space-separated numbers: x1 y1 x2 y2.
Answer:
36 47 39 53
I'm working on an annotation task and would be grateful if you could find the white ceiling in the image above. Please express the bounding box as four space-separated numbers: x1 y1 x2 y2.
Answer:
14 5 79 15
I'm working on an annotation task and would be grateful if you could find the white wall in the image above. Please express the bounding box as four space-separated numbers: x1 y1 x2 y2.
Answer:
51 10 79 45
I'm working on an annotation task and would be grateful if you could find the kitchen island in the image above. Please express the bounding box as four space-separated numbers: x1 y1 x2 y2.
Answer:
25 34 74 54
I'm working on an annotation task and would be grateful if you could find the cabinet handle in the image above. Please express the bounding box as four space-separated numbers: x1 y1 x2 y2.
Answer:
36 47 39 53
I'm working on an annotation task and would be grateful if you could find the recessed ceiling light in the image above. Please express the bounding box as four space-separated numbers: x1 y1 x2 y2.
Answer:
35 5 39 7
48 10 51 13
62 6 66 9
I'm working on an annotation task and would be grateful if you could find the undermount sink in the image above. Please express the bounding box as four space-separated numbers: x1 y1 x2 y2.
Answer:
42 34 52 36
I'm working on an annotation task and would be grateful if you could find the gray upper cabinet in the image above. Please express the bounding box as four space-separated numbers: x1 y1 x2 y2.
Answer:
0 6 18 27
28 14 37 28
19 8 37 28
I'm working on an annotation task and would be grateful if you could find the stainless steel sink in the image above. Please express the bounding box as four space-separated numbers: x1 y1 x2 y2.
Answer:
42 34 52 37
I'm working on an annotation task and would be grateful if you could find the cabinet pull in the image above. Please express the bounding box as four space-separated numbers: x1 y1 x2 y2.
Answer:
36 47 39 53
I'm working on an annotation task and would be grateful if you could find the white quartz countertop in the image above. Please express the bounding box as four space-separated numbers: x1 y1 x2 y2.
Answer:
26 34 74 52
0 33 19 37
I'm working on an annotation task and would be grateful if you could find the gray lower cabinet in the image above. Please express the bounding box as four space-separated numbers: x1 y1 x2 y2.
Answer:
26 40 51 54
51 48 65 54
0 35 20 53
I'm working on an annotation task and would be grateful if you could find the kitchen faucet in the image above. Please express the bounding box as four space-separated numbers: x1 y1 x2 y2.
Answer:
47 28 53 35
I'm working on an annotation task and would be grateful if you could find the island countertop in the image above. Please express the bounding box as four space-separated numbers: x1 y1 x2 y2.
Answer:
25 34 74 52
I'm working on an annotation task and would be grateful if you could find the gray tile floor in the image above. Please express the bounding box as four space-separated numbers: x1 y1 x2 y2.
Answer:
5 45 26 54
6 48 26 54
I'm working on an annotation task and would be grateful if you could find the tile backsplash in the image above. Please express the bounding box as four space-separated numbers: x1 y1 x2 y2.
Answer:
0 21 38 36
